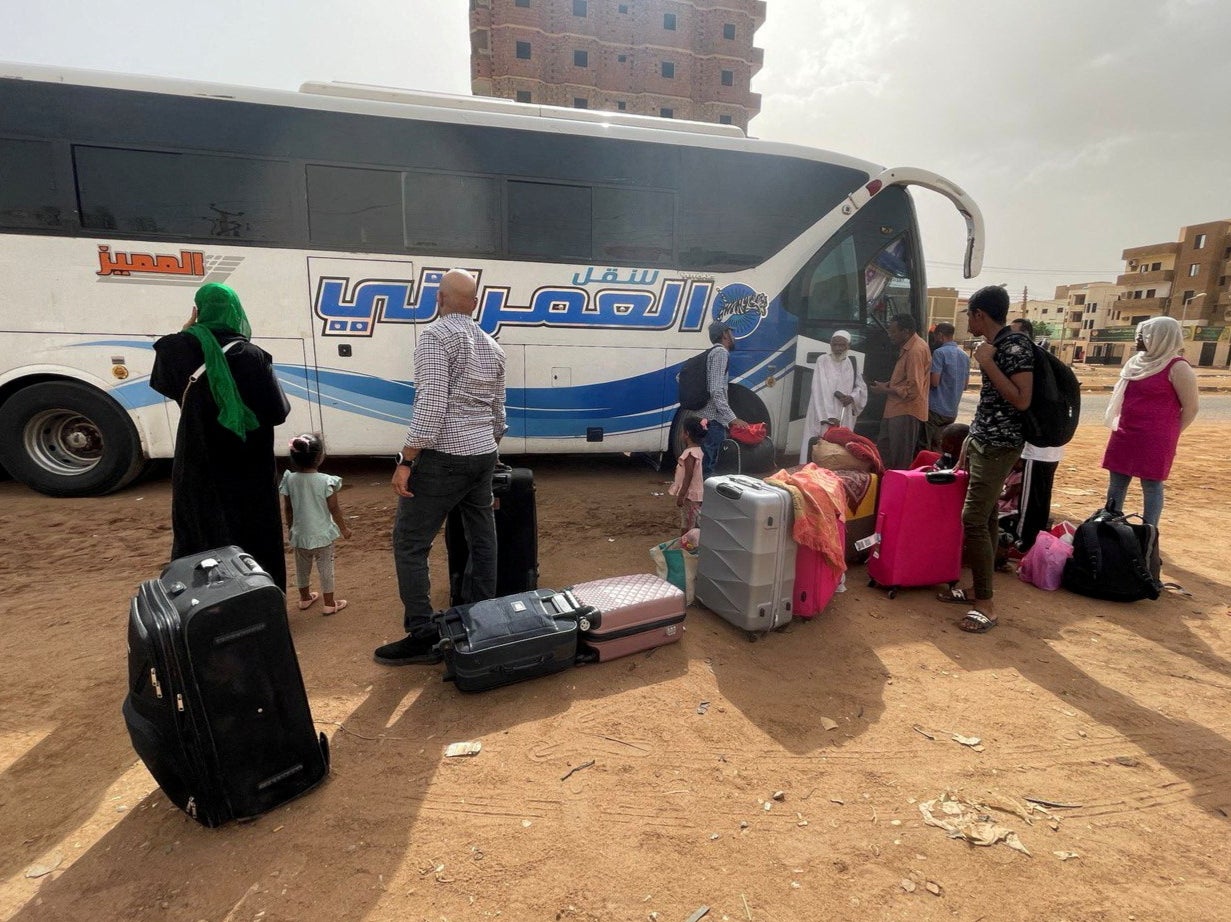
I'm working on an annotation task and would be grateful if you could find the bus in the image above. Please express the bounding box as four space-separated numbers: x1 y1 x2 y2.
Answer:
0 62 983 497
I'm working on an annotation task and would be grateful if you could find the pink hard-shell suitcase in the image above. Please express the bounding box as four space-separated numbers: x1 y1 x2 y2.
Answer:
866 468 968 598
793 519 846 618
570 573 686 662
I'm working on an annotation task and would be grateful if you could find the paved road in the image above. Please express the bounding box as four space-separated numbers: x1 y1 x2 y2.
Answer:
959 391 1231 422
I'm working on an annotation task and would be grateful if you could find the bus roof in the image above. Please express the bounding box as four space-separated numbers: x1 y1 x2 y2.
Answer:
299 80 747 139
0 61 883 175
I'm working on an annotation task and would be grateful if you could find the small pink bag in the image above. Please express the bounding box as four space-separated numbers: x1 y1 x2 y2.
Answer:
1017 531 1073 591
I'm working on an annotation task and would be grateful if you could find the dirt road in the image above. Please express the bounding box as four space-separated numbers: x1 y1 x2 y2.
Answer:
2 419 1229 921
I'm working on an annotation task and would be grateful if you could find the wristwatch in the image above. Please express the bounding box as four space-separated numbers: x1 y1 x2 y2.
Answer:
394 454 415 468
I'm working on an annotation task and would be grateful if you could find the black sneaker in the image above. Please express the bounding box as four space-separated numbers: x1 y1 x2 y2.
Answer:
373 635 443 666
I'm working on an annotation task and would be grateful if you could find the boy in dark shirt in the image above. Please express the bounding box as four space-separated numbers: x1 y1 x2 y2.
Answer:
937 286 1033 632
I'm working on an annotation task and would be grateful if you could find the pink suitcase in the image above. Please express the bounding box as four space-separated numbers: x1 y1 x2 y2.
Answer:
793 519 846 618
866 468 968 598
570 574 686 662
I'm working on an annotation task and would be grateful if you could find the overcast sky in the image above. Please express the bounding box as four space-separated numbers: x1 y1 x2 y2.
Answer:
4 0 1229 298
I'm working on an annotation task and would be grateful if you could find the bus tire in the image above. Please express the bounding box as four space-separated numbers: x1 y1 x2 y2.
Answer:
664 384 772 469
0 381 144 497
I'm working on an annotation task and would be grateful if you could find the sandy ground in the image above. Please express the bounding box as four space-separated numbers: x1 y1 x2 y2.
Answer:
2 413 1230 922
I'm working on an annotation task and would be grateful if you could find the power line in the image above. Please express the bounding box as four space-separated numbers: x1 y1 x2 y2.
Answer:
928 260 1121 276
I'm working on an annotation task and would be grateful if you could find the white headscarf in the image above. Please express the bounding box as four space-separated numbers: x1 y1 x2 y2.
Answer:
1104 315 1185 429
827 330 851 361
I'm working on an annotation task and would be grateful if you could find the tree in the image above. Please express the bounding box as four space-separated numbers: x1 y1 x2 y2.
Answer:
1034 321 1056 340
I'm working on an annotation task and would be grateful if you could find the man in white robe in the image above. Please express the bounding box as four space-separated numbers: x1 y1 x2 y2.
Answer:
800 330 867 464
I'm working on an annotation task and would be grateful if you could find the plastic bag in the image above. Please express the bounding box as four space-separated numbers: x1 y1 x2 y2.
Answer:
1017 531 1073 591
650 537 699 604
729 422 767 445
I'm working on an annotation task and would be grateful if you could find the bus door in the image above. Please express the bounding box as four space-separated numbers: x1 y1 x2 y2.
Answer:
305 256 422 455
780 186 923 449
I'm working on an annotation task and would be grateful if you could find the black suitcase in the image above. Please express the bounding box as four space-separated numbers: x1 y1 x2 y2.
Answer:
714 437 777 476
122 546 330 827
445 464 539 605
434 589 593 693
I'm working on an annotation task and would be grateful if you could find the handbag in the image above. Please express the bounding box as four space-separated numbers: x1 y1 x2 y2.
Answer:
650 537 698 604
1017 531 1073 591
1061 508 1162 602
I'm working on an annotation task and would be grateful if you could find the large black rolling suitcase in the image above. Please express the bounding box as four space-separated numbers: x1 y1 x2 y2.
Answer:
122 546 330 827
714 437 777 476
434 589 593 693
445 464 539 605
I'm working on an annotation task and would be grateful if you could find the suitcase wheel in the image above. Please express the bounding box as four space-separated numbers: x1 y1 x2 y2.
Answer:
867 578 876 588
887 588 898 600
746 631 759 643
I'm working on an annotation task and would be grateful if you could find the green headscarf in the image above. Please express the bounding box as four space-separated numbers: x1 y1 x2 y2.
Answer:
184 283 260 440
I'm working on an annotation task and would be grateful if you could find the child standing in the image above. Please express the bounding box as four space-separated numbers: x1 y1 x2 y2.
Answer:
669 418 707 534
280 433 352 614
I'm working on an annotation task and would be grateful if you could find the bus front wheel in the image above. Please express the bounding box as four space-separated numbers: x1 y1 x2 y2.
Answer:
0 381 144 497
664 384 772 470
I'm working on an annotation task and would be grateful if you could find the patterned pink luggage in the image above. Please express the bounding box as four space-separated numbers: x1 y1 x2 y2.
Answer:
793 519 846 618
570 573 686 662
866 468 969 598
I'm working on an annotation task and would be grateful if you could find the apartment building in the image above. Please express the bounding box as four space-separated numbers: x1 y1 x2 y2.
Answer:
1053 281 1120 365
1111 220 1231 366
469 0 766 130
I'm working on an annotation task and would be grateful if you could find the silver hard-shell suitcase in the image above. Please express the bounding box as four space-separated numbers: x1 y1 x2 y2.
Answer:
694 475 796 639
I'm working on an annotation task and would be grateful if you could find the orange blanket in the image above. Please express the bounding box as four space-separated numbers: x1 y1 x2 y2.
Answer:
765 464 847 573
823 425 884 475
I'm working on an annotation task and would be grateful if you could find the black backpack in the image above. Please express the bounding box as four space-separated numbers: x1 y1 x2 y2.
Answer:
1061 509 1162 602
677 346 720 411
1022 343 1081 448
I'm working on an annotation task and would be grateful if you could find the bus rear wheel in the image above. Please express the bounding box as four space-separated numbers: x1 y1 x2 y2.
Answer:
0 381 144 497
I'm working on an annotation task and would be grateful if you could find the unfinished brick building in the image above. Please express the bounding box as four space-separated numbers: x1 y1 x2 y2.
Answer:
470 0 765 130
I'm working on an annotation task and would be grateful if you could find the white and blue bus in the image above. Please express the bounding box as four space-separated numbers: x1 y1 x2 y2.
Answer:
0 63 983 496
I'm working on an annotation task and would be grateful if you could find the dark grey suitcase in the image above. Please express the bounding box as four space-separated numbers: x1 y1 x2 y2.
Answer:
122 546 329 826
434 589 591 693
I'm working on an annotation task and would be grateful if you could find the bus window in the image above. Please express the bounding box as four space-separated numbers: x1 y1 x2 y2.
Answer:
307 165 403 248
593 186 673 263
864 236 914 327
0 139 63 229
803 237 861 323
508 180 592 259
74 146 293 241
403 172 500 255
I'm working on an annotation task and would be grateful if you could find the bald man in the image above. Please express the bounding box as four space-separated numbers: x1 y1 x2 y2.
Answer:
376 269 507 666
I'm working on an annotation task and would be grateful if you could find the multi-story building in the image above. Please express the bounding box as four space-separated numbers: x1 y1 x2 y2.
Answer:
1109 220 1231 366
926 287 959 332
1053 281 1120 365
469 0 765 130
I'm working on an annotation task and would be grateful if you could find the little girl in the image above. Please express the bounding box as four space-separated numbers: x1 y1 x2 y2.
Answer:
669 418 707 534
280 433 352 614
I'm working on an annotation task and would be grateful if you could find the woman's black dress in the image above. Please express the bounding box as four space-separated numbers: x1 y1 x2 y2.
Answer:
150 331 291 591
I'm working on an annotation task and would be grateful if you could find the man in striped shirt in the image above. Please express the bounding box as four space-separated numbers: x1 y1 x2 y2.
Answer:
697 321 747 479
375 269 507 666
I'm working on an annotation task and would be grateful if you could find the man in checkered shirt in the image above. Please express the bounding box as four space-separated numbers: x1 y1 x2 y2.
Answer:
375 269 507 666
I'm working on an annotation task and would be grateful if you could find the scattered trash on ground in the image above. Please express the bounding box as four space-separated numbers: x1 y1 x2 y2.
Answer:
24 852 62 878
1054 851 1080 860
560 759 595 781
918 792 1032 856
443 741 482 758
696 701 710 715
820 717 838 731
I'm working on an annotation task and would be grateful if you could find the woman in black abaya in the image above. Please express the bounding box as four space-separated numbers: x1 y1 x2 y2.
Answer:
150 283 291 591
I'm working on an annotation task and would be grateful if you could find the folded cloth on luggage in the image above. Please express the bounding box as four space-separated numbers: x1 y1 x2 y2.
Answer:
765 465 847 572
822 426 884 475
831 470 875 517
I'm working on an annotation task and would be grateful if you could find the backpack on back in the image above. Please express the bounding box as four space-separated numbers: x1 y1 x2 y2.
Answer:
677 346 720 412
1061 508 1161 602
1022 343 1081 448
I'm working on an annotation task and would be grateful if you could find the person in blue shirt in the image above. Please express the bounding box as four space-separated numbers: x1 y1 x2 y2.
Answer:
926 322 971 451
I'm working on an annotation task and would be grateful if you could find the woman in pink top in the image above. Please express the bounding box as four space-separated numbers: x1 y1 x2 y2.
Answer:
1102 316 1199 526
669 418 708 533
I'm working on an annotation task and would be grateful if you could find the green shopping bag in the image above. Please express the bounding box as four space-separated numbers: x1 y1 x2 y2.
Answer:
650 537 698 604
